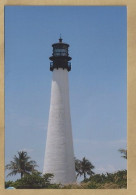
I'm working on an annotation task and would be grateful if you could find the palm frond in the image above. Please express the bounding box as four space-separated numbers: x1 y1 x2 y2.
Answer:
5 150 38 178
118 148 127 159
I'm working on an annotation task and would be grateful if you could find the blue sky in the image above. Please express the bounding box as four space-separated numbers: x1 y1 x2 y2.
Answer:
5 6 127 181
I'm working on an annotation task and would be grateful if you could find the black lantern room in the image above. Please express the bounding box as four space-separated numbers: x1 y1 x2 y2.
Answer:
49 37 72 71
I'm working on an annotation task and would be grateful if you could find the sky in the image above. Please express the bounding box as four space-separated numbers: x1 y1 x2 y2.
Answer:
5 6 127 181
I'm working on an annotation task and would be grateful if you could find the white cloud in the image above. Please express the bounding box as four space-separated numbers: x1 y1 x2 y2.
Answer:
95 164 116 174
74 138 127 147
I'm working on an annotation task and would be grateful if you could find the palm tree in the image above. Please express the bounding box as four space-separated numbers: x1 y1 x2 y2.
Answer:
80 157 95 180
118 148 127 159
75 157 95 180
75 158 82 179
6 151 38 178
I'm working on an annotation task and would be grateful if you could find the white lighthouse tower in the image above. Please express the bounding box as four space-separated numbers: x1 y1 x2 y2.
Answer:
43 37 76 184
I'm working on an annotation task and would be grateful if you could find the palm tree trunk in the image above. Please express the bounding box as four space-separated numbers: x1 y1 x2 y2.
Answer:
84 172 86 180
21 172 23 178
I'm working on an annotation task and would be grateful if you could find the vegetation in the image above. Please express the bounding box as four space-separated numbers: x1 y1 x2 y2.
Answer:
118 148 127 159
5 180 14 189
5 172 60 189
60 170 127 189
5 151 38 178
5 150 127 189
82 170 127 189
5 170 127 189
75 157 95 180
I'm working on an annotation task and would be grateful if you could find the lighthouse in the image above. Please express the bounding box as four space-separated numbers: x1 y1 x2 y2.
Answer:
43 37 76 184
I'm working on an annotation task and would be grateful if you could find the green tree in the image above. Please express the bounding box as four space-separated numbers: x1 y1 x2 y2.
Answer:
80 157 95 180
118 148 127 159
6 151 38 178
11 172 60 189
84 174 106 184
5 180 14 188
82 170 127 189
75 157 95 180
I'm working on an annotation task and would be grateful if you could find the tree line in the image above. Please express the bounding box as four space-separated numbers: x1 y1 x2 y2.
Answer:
5 149 127 189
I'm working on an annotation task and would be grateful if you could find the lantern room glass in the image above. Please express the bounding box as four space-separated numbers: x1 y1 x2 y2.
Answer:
53 45 68 57
54 48 67 56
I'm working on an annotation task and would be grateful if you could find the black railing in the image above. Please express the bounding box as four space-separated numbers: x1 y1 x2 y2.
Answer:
68 62 71 71
50 62 71 72
50 62 54 71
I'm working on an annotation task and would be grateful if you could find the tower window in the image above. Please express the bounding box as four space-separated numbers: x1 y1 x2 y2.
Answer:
54 48 68 56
